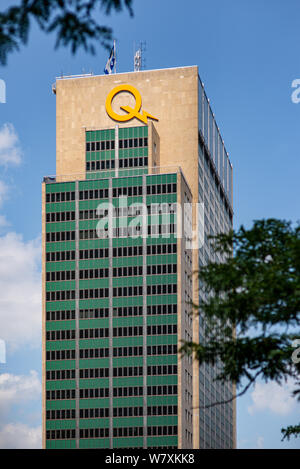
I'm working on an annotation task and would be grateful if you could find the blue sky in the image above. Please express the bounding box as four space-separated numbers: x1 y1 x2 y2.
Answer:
0 0 299 448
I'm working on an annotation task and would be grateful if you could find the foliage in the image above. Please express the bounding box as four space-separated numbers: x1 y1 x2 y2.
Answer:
181 219 300 439
0 0 133 64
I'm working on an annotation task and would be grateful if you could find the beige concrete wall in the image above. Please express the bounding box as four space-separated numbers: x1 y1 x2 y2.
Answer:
55 66 199 191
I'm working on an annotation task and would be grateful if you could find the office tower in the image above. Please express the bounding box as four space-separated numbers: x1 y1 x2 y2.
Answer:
42 66 235 449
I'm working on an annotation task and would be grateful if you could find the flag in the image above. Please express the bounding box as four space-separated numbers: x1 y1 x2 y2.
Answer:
104 46 115 75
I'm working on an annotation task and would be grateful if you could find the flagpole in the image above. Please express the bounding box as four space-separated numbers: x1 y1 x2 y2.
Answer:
114 40 116 74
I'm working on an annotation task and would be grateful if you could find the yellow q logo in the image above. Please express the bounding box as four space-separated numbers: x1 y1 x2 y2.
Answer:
105 84 158 124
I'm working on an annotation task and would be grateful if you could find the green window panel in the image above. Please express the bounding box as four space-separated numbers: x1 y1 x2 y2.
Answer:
46 380 76 390
46 341 76 352
146 315 177 326
46 281 76 292
147 416 178 427
79 318 109 329
112 377 143 388
45 202 75 213
112 357 143 368
146 355 177 366
119 126 148 139
46 400 76 410
112 437 143 448
118 148 146 159
79 419 109 429
146 275 177 286
112 237 143 248
147 436 177 447
146 295 177 305
46 301 76 312
99 151 114 161
112 277 143 288
147 375 178 386
45 360 76 370
112 336 143 347
112 257 144 267
79 358 109 368
146 395 177 406
79 438 110 449
46 440 76 449
112 176 143 188
146 194 177 205
46 222 75 233
146 235 177 245
46 420 76 431
45 242 76 253
86 151 115 162
146 173 177 185
79 399 109 409
116 169 148 178
86 171 115 180
86 131 92 142
78 239 109 249
112 257 143 267
86 129 115 142
79 299 109 310
79 180 109 190
112 297 143 308
146 335 177 346
113 417 143 428
112 317 143 328
45 182 76 193
120 196 143 206
79 259 109 269
112 397 143 407
46 320 75 331
46 261 75 272
79 338 109 349
79 378 109 389
78 199 109 210
78 220 102 230
79 279 109 289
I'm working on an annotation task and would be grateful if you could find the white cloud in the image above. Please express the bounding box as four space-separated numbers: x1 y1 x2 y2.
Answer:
0 371 41 416
0 123 22 166
0 423 41 449
0 232 41 351
248 379 298 416
0 371 41 448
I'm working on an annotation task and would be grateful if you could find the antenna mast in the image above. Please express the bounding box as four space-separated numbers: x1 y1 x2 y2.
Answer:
134 41 146 71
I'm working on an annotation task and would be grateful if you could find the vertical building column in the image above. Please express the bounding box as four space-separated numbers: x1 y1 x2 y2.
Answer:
108 178 113 449
75 180 80 449
142 174 147 448
115 125 119 177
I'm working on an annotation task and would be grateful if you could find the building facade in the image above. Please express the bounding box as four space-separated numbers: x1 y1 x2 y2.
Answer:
42 66 235 449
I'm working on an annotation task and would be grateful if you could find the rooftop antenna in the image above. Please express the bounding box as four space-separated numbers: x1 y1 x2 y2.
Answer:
113 39 117 74
134 41 146 71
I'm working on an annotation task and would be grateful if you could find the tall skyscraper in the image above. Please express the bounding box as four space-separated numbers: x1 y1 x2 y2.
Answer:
42 65 235 449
